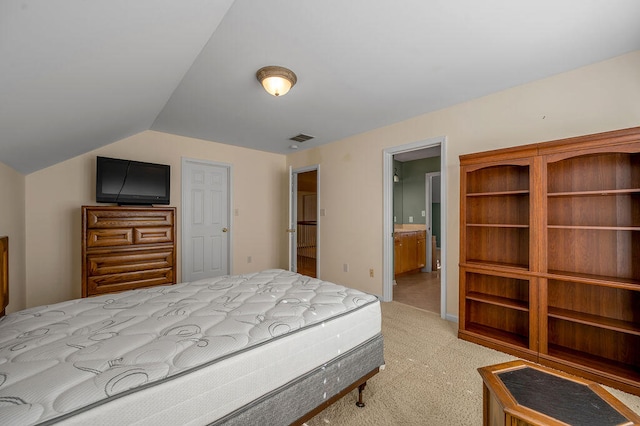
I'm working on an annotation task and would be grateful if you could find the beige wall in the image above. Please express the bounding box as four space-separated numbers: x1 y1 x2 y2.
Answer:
25 131 287 308
0 162 26 313
288 50 640 319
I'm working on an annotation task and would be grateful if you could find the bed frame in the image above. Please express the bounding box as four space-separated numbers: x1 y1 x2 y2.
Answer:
0 236 7 317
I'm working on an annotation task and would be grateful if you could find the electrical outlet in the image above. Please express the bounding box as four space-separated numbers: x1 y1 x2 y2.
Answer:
422 210 426 217
247 256 252 263
409 216 413 223
369 268 374 278
343 263 349 272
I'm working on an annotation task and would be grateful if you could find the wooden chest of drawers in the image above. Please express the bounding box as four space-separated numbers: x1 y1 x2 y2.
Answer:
82 206 176 297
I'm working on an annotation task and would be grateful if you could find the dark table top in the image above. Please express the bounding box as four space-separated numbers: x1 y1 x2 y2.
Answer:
498 366 628 426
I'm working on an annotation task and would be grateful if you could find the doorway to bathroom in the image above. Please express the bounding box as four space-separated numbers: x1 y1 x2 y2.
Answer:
383 136 447 319
392 152 441 313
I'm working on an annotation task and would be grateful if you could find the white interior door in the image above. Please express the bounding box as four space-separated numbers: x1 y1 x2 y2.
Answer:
288 166 297 271
182 158 230 282
424 172 441 272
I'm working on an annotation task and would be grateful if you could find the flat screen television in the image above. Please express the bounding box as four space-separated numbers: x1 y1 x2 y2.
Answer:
96 156 170 205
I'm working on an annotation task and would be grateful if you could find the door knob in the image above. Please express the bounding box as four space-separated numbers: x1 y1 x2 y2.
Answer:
222 227 228 233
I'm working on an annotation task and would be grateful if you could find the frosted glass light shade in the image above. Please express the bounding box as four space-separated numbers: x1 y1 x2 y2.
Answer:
261 76 292 96
256 66 297 97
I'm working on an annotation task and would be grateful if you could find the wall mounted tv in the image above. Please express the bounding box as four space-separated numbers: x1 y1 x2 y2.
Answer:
96 156 170 205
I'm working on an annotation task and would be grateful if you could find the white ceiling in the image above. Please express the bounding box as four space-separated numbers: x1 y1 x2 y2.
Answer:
2 0 640 174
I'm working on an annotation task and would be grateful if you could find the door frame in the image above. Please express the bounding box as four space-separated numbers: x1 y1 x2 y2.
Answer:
383 137 448 320
289 165 320 277
181 157 233 281
424 171 441 272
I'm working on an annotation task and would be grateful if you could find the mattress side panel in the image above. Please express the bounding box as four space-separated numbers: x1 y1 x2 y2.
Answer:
51 299 382 425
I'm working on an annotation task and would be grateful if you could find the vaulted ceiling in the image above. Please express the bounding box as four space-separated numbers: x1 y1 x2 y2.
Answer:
2 0 640 174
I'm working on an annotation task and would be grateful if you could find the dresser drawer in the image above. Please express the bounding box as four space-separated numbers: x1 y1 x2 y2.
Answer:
86 228 134 248
86 208 174 228
86 227 174 248
87 268 174 295
134 227 173 244
87 249 174 276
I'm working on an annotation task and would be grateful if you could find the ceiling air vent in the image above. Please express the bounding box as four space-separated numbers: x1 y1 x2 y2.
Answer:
289 133 314 143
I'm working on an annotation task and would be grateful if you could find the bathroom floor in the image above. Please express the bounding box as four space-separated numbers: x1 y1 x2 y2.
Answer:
393 271 441 314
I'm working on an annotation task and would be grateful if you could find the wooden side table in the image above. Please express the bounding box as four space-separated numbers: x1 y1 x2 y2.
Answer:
478 360 640 426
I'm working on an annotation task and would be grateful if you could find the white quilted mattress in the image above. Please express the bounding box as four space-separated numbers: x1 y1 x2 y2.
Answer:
0 269 381 425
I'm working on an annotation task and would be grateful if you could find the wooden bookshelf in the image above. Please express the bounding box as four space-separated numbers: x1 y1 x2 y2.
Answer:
459 126 640 396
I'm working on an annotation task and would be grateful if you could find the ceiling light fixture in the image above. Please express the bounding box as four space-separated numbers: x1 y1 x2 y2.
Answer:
256 66 297 97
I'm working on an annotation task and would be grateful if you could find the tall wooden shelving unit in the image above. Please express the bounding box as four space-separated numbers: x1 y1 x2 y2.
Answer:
459 127 640 396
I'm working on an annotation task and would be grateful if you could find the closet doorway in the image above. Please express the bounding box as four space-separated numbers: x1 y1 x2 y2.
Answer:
181 158 231 282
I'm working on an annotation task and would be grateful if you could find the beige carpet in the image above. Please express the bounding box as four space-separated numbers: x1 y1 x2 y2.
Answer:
305 301 640 425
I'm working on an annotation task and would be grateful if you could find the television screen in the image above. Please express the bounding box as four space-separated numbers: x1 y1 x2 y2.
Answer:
96 156 170 205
